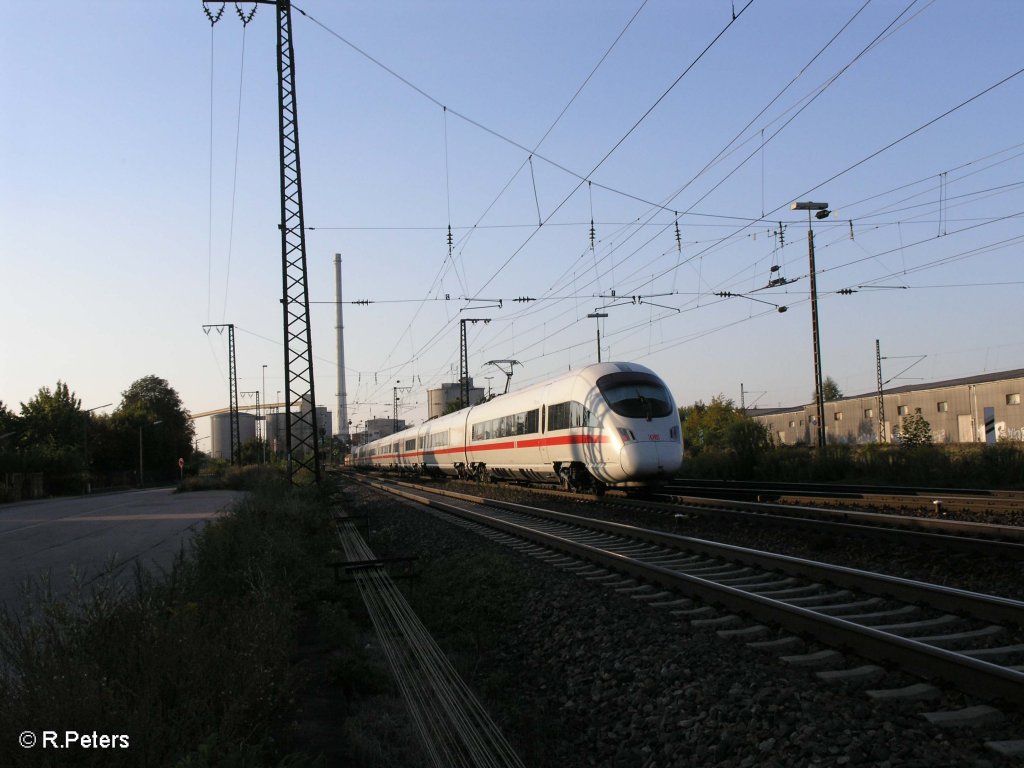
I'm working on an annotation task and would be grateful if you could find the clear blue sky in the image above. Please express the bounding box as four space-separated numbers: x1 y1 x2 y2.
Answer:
2 1 1022 444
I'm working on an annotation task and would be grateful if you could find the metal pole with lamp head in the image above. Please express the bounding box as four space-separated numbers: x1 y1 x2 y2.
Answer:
791 201 830 449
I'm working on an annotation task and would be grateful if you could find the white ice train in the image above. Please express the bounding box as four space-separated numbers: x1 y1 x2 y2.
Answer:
351 362 682 491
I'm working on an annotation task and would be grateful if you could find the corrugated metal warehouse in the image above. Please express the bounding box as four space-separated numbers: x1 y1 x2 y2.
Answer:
750 369 1024 445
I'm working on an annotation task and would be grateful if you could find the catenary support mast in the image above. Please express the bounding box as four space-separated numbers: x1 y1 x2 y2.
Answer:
275 0 320 482
204 0 319 483
202 323 241 466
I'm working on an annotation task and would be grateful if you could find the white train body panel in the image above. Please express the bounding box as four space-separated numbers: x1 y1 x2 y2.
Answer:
352 362 683 487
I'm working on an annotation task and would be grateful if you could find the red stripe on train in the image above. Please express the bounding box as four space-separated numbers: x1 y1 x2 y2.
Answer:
368 433 610 462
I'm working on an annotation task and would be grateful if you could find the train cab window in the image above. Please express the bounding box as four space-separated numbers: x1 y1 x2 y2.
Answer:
596 372 673 420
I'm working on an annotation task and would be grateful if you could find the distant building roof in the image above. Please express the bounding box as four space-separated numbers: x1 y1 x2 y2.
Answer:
747 368 1024 416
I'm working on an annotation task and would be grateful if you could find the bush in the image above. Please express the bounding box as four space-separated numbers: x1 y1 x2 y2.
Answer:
0 477 336 767
680 441 1024 488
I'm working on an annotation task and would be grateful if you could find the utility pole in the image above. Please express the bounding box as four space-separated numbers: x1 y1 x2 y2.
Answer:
273 0 320 483
203 323 241 466
876 339 886 443
242 390 261 461
208 0 321 482
587 312 609 362
393 382 412 426
791 201 830 449
459 318 490 408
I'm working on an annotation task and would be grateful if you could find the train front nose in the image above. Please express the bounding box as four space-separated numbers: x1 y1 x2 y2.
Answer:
619 440 682 481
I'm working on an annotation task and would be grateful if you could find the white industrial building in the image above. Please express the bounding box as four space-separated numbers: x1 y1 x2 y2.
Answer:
427 379 485 420
750 369 1024 445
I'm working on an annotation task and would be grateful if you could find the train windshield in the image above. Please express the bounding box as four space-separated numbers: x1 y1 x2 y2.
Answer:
597 373 673 421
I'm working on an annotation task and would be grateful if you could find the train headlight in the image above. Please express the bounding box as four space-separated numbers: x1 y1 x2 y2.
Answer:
618 428 636 443
670 426 679 440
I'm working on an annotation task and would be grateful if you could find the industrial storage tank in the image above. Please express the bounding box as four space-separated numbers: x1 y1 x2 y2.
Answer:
265 407 333 458
209 412 257 460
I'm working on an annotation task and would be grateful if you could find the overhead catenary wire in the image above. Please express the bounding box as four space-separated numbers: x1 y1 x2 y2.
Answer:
271 4 1021 428
221 19 251 321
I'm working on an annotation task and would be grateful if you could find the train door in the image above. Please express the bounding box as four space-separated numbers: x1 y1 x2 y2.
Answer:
536 404 549 467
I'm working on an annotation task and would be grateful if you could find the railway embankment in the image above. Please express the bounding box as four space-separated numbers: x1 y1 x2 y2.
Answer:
353 480 1024 767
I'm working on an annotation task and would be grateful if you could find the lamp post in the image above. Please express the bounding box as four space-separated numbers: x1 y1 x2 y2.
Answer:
587 312 609 362
138 420 163 487
791 201 830 448
82 403 112 494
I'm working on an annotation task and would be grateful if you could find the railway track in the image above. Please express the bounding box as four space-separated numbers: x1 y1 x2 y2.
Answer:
357 475 1024 711
648 492 1024 559
664 479 1024 518
377 471 1024 559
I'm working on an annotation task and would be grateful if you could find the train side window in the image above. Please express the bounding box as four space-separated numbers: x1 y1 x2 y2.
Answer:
548 401 571 431
549 401 596 430
570 401 597 428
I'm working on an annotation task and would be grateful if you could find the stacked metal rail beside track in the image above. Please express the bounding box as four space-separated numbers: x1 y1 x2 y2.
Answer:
334 512 525 768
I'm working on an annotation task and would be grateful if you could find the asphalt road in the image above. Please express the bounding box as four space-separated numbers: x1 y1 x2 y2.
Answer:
0 488 242 617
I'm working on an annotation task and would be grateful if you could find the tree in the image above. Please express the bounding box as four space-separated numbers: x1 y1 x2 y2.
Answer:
109 376 195 481
19 381 82 450
897 412 933 446
821 376 843 402
680 395 745 454
0 401 20 457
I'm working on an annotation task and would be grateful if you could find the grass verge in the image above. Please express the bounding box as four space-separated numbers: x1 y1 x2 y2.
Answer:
0 472 338 767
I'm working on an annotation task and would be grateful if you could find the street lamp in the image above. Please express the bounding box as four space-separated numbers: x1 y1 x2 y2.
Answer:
587 312 609 362
139 420 163 487
791 201 830 448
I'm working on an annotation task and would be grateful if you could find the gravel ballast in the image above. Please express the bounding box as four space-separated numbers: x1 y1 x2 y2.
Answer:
342 480 1024 767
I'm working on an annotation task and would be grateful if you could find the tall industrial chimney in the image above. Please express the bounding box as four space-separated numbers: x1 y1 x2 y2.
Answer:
334 254 350 442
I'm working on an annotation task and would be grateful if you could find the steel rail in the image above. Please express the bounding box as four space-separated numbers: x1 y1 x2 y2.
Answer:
659 493 1024 541
363 477 1024 709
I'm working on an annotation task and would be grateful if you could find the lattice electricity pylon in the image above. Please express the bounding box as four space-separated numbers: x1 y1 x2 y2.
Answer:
204 0 318 481
214 0 318 482
203 323 241 466
276 0 320 483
